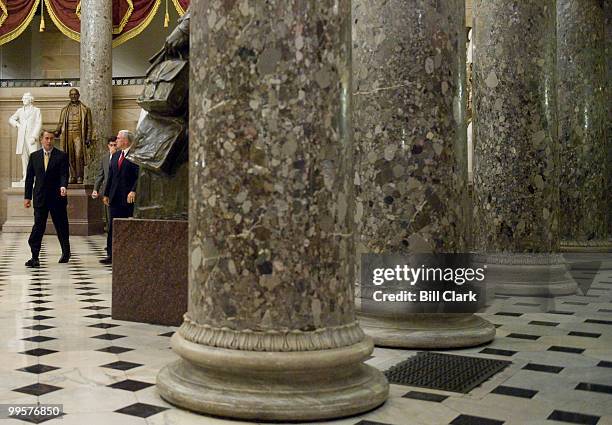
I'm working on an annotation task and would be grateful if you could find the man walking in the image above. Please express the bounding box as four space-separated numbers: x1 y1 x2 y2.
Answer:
100 130 139 264
24 130 71 267
92 137 117 235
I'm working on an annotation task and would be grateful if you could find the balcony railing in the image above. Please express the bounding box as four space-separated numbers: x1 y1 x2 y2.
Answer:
0 77 145 88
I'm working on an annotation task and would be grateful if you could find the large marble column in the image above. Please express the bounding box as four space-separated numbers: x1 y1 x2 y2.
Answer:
79 0 113 183
352 0 495 348
472 0 576 296
557 0 609 253
157 0 388 421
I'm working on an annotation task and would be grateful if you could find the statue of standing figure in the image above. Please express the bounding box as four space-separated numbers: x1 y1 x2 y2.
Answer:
8 93 42 182
55 88 93 184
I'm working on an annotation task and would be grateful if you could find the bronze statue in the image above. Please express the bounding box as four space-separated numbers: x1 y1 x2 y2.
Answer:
54 88 93 184
129 8 190 220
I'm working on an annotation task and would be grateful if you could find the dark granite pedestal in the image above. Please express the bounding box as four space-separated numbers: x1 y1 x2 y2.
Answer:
112 218 188 326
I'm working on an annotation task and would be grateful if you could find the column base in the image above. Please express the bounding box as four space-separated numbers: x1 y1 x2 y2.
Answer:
563 252 612 271
560 240 612 253
474 253 577 296
358 313 495 349
157 333 388 421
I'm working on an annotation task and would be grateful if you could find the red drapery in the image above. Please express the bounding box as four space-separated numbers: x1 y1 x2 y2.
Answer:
0 0 39 46
171 0 188 16
45 0 161 47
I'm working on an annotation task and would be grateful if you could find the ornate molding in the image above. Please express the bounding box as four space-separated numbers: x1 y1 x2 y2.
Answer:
178 315 366 352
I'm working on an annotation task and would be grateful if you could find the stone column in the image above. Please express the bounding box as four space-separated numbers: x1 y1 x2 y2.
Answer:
607 0 612 242
157 0 388 421
352 0 494 348
557 0 609 252
472 0 576 296
79 0 113 183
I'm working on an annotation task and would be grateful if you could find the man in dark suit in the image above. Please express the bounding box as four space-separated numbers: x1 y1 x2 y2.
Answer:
92 137 117 235
100 130 139 264
24 129 71 267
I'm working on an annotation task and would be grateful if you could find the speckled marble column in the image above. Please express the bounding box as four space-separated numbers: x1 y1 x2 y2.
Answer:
352 0 494 348
472 0 576 296
557 0 609 253
156 0 388 420
607 0 612 242
79 0 112 184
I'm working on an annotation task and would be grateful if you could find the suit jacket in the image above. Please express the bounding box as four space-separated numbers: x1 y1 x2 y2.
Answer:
24 148 69 208
94 154 111 194
104 150 139 207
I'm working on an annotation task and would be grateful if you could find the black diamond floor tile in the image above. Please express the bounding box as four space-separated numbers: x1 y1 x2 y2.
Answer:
17 364 60 374
96 346 134 354
29 307 53 313
27 315 54 320
91 333 125 340
479 348 517 357
522 363 564 373
597 360 612 368
548 346 585 354
568 331 601 338
450 414 504 425
575 382 612 394
13 383 62 396
401 390 448 402
20 348 58 357
585 319 612 325
491 385 537 399
115 402 168 418
384 352 510 393
101 361 143 371
547 410 599 425
88 323 119 329
495 312 523 317
21 335 56 343
529 320 559 327
506 333 540 340
23 324 55 331
85 314 111 319
354 421 392 425
108 379 154 392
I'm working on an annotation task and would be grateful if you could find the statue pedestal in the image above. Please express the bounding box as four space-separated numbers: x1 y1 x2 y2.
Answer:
112 218 188 326
2 184 104 235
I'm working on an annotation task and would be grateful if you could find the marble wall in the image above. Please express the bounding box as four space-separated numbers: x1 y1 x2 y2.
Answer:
0 85 142 225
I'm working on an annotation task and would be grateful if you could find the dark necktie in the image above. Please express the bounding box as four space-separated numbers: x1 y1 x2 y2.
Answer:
118 151 125 170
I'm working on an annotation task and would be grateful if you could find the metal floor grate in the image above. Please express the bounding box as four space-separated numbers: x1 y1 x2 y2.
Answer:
384 351 511 393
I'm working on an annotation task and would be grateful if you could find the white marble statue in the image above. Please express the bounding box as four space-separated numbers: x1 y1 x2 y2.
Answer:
8 93 42 182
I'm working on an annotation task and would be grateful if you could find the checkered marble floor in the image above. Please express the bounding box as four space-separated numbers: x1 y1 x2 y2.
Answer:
0 232 611 425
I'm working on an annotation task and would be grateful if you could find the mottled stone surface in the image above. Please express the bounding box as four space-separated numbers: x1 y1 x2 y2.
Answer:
157 1 388 419
184 0 358 349
606 0 612 239
557 0 607 247
80 0 113 184
352 0 493 349
112 219 187 326
353 0 468 255
473 0 559 253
